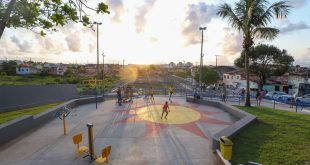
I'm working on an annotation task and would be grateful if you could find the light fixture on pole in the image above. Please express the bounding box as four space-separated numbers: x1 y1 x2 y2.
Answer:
199 26 206 93
94 21 102 109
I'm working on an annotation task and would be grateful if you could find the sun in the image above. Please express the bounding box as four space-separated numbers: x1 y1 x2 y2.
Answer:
112 100 232 140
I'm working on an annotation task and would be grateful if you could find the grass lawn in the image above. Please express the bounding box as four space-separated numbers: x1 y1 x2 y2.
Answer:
0 102 63 124
231 106 310 165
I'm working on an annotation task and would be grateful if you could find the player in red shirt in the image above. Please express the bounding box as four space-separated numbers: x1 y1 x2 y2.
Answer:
161 101 170 119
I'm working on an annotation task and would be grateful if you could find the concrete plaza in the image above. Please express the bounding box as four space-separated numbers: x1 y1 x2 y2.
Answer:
0 96 238 165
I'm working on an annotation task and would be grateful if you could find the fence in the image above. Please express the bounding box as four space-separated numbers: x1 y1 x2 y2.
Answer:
187 93 310 112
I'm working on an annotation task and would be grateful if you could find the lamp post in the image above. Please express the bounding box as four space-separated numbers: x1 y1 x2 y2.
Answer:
94 22 102 109
215 55 220 85
199 26 206 93
101 53 106 100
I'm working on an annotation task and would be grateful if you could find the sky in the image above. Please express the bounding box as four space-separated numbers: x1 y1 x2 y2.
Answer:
0 0 309 66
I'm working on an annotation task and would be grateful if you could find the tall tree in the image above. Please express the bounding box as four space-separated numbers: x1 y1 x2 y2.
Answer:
2 60 17 75
217 0 290 106
194 66 218 86
235 44 294 88
0 0 110 39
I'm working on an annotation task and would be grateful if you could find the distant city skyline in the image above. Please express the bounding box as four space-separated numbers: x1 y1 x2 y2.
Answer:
0 0 309 66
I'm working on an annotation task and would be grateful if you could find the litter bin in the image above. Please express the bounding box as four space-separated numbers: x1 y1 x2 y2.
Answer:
220 136 233 160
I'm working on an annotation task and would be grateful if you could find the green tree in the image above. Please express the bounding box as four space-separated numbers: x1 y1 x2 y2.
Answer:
2 60 17 75
194 66 218 86
0 0 110 39
217 0 290 106
64 67 73 77
40 67 50 76
235 44 294 88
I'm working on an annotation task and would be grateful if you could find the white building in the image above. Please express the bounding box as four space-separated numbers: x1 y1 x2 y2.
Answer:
288 73 309 95
56 67 67 76
16 65 40 75
223 73 241 88
223 70 258 89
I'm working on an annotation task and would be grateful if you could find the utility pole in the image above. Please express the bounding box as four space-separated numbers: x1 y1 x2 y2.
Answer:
199 26 207 93
94 22 102 109
215 55 220 68
215 55 220 85
123 59 125 69
102 53 106 100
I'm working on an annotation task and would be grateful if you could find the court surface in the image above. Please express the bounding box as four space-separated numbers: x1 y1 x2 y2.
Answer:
0 96 238 165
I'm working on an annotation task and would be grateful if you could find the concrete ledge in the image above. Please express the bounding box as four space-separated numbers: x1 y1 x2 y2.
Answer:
186 97 256 154
0 96 103 146
216 149 232 165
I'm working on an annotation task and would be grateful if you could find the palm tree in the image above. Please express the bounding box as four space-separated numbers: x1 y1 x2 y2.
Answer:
217 0 290 106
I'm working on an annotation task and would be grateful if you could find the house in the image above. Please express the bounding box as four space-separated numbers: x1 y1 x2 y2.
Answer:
223 70 258 89
56 66 67 76
223 70 242 88
288 72 309 95
177 62 184 68
263 74 290 93
207 65 238 80
16 65 40 75
168 62 176 69
190 66 198 77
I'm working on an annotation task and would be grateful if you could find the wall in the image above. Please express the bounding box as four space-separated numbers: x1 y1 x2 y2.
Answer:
186 97 256 151
0 96 103 145
0 85 79 112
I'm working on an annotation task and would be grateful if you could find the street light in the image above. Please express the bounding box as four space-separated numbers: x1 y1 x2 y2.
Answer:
199 26 207 93
101 53 106 100
94 21 102 109
215 55 220 85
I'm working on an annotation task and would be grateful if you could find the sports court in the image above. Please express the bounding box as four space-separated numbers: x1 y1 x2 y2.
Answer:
0 96 237 165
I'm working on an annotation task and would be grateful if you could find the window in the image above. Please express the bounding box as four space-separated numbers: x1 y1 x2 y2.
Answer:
224 75 226 79
237 76 240 79
231 75 233 79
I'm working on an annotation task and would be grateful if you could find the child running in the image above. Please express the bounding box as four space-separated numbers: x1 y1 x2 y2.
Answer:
149 86 155 104
169 85 174 100
161 101 170 119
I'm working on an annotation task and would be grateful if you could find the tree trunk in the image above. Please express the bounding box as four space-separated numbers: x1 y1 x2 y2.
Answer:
0 0 16 39
244 47 251 106
243 35 253 107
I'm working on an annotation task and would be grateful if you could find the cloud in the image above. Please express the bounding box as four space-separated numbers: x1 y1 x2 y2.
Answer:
289 0 307 8
182 3 218 45
295 48 310 66
220 28 243 56
10 36 32 53
107 0 124 22
135 0 156 33
65 34 81 52
281 21 310 34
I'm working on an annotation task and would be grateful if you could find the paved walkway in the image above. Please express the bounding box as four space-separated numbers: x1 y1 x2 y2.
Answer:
0 96 238 165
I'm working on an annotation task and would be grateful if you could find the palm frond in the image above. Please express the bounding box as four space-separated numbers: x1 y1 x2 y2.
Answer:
272 1 291 19
217 3 242 31
256 1 290 27
253 27 279 40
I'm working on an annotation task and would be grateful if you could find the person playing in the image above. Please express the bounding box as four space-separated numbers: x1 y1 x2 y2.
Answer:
149 86 155 103
161 101 170 119
117 87 122 106
241 88 245 101
256 89 262 106
168 85 174 100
